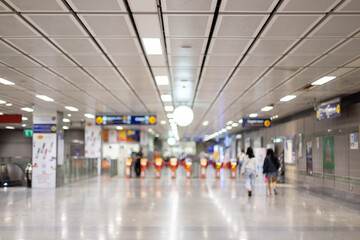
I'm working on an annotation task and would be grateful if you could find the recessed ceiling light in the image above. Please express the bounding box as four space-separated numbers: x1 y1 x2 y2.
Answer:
142 38 162 55
311 76 336 86
21 107 33 112
238 119 243 123
84 113 95 119
5 103 12 107
63 118 70 123
155 76 169 86
226 126 232 130
280 95 296 102
180 45 192 49
67 113 71 117
249 113 258 118
161 95 172 102
36 95 54 102
203 121 209 126
232 123 239 127
0 100 6 104
65 106 78 112
226 121 233 125
116 126 123 130
22 124 26 127
261 106 273 112
5 126 15 129
0 77 15 85
63 126 69 130
160 120 166 125
155 133 160 137
22 117 28 121
167 113 174 118
0 112 3 115
164 106 174 112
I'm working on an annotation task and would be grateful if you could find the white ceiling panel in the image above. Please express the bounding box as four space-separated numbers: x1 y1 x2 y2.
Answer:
0 41 19 54
97 38 140 54
171 67 199 81
210 39 251 55
0 2 10 11
222 0 276 12
164 0 215 11
345 57 360 67
119 67 151 79
134 15 161 38
264 15 322 38
279 0 341 12
233 67 268 79
166 15 211 37
71 54 111 67
168 38 206 56
216 15 267 37
311 15 360 37
50 67 89 80
170 56 202 67
0 54 40 67
32 54 75 67
295 67 336 79
0 15 39 37
250 39 296 54
225 77 257 91
147 55 167 67
5 38 59 54
111 54 146 67
206 55 240 67
336 0 360 12
53 38 100 54
129 0 157 12
67 0 124 12
80 15 134 37
85 67 119 78
7 0 67 12
331 38 360 55
25 14 87 37
312 54 357 67
276 55 317 67
202 68 233 79
290 38 343 55
241 54 281 67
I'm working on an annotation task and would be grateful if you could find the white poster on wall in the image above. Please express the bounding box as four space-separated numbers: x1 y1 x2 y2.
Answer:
85 121 102 158
57 132 64 165
254 148 266 174
284 137 295 164
350 133 359 150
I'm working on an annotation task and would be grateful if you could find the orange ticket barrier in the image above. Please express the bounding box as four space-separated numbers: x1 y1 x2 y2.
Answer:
154 158 163 179
140 158 148 178
230 159 237 179
200 158 208 178
126 158 132 178
216 161 223 179
185 159 192 179
170 158 178 179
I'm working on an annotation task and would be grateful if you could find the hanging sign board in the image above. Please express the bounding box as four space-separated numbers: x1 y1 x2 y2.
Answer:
24 129 33 137
0 114 22 123
95 114 157 125
316 98 341 121
242 118 271 128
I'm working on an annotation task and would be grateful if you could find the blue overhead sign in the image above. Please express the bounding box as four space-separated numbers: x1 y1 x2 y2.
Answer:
316 99 341 121
33 124 57 133
242 118 271 128
95 115 157 126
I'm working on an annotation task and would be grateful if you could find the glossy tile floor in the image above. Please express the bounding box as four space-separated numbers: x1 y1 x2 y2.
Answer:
1 168 360 239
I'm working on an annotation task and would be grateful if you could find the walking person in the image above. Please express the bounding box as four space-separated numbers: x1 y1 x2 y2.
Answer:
241 147 258 197
135 147 143 177
263 149 280 196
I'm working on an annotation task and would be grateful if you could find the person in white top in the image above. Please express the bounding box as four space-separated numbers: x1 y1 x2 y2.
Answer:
241 147 258 197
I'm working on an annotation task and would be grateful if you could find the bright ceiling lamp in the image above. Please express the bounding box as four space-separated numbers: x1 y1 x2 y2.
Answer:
173 105 194 127
22 117 28 121
63 126 69 130
36 95 54 102
65 106 78 112
5 103 12 106
311 76 336 86
155 76 169 85
116 126 123 130
0 77 15 85
249 113 258 118
280 95 296 102
21 107 33 112
63 118 70 123
164 105 174 112
143 38 162 55
84 113 94 119
0 100 6 104
226 121 233 125
161 95 172 102
226 126 232 130
203 121 209 126
232 123 239 127
5 126 15 129
261 106 273 112
238 119 243 123
167 113 174 118
167 137 176 146
160 120 166 124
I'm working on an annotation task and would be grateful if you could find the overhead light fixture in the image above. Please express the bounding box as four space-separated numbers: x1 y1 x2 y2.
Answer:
173 105 194 127
161 95 172 102
63 126 69 130
22 117 28 121
84 113 94 119
311 76 336 86
65 106 78 112
232 123 239 127
36 95 54 102
226 121 233 125
67 113 72 117
0 100 6 104
167 113 174 118
116 126 123 130
226 126 232 130
203 121 209 126
63 118 70 123
155 133 160 137
280 95 296 102
167 137 176 146
160 120 166 125
155 76 169 86
22 124 26 127
5 126 15 129
0 77 15 85
164 106 174 112
249 113 258 118
142 38 163 55
238 119 243 124
21 107 33 112
5 103 12 106
261 106 273 112
0 112 3 115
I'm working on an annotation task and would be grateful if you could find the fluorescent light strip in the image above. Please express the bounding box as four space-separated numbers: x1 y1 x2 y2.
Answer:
21 107 33 112
65 106 78 112
280 95 296 102
63 126 69 130
116 126 123 130
5 103 12 106
5 126 15 129
161 95 172 102
164 106 174 112
84 113 95 119
311 76 336 86
63 118 70 123
36 95 54 102
203 121 209 126
142 38 163 55
0 100 6 104
160 120 166 125
155 76 169 86
0 77 15 85
22 117 28 121
249 113 258 118
261 106 273 112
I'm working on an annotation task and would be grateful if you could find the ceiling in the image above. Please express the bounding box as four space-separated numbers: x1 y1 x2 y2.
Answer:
0 0 360 139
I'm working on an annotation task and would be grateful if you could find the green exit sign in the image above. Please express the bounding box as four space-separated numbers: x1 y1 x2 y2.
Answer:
24 129 33 137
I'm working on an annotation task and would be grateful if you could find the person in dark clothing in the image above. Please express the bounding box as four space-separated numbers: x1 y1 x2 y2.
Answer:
263 148 280 196
135 147 143 177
